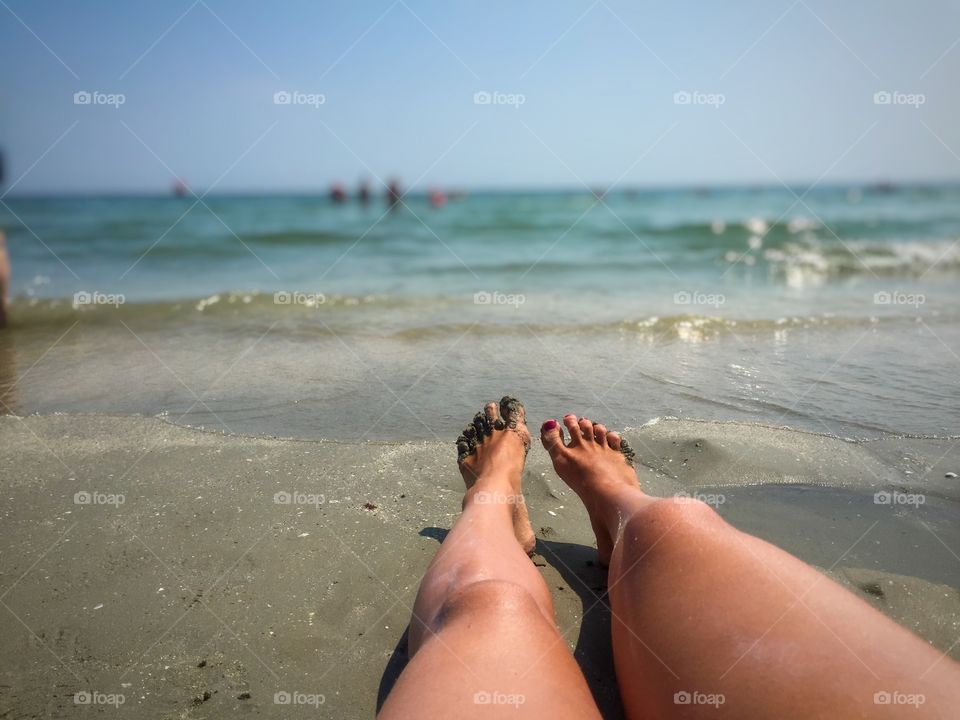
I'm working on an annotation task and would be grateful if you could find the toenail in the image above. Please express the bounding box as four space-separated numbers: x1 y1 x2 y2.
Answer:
542 419 557 431
564 413 576 418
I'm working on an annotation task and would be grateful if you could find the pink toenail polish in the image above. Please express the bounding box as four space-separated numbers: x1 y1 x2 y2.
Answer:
542 419 557 431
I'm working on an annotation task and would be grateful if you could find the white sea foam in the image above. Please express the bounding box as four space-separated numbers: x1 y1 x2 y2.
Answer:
762 238 960 285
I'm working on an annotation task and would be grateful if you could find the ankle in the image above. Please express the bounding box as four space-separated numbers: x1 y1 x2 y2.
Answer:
593 486 654 538
463 478 522 507
470 469 519 490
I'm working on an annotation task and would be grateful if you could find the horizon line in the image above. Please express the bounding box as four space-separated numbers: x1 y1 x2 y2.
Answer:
4 177 960 199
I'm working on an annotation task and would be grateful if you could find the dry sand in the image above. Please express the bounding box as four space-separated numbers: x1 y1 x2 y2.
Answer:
0 414 958 719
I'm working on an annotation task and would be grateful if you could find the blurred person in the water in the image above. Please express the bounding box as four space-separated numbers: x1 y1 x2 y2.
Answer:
428 189 446 208
330 182 347 204
380 397 960 719
358 179 371 205
387 179 402 209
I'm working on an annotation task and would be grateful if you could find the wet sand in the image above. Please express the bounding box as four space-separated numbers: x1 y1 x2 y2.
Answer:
0 415 958 719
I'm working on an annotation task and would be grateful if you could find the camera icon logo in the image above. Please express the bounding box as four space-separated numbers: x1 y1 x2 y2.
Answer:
873 91 892 105
274 691 292 704
673 91 691 105
474 291 492 305
674 691 692 704
673 291 691 305
274 291 292 305
273 91 292 105
473 91 492 105
74 691 92 704
873 291 891 305
74 491 92 505
273 491 292 505
74 91 92 105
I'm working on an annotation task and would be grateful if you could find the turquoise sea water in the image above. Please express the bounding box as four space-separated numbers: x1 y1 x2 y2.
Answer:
1 185 958 440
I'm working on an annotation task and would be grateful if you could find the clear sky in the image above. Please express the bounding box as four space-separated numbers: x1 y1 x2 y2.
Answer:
1 0 959 193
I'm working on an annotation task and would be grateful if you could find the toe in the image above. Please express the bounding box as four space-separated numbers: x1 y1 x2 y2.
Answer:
456 431 476 462
499 396 526 430
500 396 532 451
485 401 505 431
592 423 607 442
540 419 567 460
578 417 593 440
472 411 491 441
606 431 622 451
562 414 582 446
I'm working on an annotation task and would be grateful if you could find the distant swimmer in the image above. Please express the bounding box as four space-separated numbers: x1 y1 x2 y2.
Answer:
0 231 10 328
429 189 447 208
172 178 189 198
387 179 402 209
330 183 347 204
358 180 371 205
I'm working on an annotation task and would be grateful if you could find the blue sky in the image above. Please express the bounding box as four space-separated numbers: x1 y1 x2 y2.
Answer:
1 0 959 193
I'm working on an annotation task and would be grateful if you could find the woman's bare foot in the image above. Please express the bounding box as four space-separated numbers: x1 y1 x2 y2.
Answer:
540 414 642 565
456 396 536 554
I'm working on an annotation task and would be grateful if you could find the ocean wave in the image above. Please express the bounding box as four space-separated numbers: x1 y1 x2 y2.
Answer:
240 229 361 246
389 314 900 342
2 291 420 328
754 238 960 286
608 215 960 245
5 293 919 339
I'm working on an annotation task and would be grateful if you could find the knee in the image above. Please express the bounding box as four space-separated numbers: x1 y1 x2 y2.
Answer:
435 579 546 629
621 496 725 548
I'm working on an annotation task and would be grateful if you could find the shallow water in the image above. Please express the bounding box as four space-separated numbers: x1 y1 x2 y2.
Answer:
1 186 958 439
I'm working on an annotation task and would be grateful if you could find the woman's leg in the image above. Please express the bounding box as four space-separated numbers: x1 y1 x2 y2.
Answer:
379 399 601 719
541 414 960 719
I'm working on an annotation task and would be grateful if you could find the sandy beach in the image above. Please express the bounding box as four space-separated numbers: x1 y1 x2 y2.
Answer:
1 413 957 719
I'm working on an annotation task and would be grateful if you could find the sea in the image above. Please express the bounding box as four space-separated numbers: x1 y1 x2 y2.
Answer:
1 185 958 441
